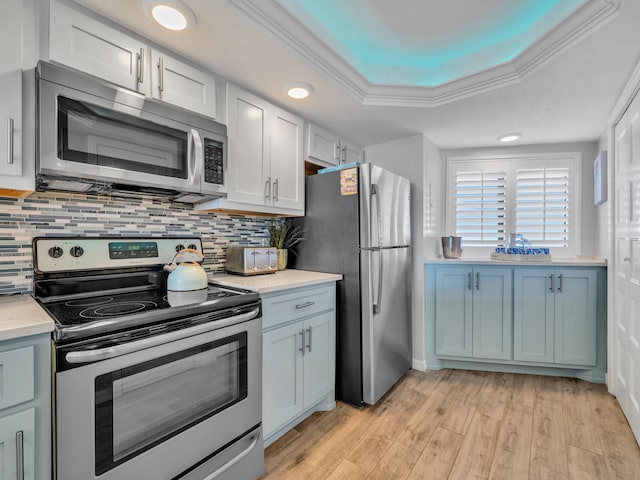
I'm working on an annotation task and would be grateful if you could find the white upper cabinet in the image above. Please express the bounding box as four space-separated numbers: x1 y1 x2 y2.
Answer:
0 0 23 181
197 84 304 215
0 0 39 194
306 122 362 167
49 0 219 119
150 50 217 119
49 1 147 94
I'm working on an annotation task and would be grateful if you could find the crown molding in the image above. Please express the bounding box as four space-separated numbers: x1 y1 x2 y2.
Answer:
231 0 621 108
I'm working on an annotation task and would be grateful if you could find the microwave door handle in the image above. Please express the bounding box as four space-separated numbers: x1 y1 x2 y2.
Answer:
190 128 203 186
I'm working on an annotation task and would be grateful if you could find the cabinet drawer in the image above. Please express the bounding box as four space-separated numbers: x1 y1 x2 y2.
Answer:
0 346 35 411
262 285 335 330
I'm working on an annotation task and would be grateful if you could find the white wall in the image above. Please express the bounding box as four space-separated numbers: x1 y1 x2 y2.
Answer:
365 134 443 370
441 141 600 256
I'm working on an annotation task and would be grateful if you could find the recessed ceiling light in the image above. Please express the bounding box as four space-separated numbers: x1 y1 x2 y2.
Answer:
142 0 196 31
286 82 314 99
498 133 522 143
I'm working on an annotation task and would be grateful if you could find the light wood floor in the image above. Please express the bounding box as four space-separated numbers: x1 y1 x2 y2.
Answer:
262 369 640 480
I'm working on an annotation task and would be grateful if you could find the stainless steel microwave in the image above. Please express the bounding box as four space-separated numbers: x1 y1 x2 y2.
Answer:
36 61 226 203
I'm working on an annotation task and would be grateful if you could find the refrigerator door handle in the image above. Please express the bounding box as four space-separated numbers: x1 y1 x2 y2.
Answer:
373 248 383 314
371 183 382 247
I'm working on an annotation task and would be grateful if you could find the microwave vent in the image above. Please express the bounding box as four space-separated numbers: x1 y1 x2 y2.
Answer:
44 179 93 192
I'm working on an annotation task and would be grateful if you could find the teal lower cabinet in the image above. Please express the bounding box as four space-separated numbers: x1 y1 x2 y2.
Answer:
435 266 512 360
262 283 336 447
514 268 597 366
0 334 51 480
428 263 606 382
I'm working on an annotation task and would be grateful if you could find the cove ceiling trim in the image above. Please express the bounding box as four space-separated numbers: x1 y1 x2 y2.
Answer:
231 0 621 107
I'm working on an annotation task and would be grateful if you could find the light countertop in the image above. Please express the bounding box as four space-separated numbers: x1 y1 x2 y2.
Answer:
210 269 342 294
424 257 607 267
0 295 54 342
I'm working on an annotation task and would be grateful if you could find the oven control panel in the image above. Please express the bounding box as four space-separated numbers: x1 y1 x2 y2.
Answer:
34 237 203 273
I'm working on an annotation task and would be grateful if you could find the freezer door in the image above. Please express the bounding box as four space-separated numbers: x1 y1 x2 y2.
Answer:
360 247 412 404
360 164 411 249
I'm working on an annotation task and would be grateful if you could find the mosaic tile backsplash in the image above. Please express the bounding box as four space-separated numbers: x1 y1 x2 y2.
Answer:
0 192 280 295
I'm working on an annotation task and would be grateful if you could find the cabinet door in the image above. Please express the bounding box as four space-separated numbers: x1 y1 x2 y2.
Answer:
0 0 23 179
262 323 304 438
472 268 512 360
514 269 555 363
150 50 217 119
303 312 335 409
341 141 363 164
49 0 147 94
435 266 473 357
306 123 340 166
226 86 269 206
270 108 304 211
0 408 35 480
554 269 597 366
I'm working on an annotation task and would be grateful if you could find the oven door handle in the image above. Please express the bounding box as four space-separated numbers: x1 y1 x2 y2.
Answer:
202 430 261 480
65 307 260 364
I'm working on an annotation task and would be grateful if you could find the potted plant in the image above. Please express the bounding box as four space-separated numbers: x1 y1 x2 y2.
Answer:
268 219 306 270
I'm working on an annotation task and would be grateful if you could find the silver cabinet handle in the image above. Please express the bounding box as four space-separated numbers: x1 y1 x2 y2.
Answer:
342 146 347 163
476 272 480 290
7 117 14 165
468 272 472 290
549 274 555 292
335 142 341 162
306 326 312 352
273 178 279 202
202 430 260 480
623 257 631 262
558 274 563 293
299 330 305 356
158 56 164 92
295 301 315 309
16 431 24 480
264 177 271 200
137 47 145 84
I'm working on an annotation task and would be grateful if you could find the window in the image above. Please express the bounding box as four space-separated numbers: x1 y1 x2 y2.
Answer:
447 153 581 256
455 170 506 246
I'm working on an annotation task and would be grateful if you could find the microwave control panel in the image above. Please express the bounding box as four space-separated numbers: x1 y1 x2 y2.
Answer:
204 139 224 185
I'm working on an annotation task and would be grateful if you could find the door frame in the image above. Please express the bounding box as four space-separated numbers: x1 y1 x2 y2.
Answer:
605 57 640 445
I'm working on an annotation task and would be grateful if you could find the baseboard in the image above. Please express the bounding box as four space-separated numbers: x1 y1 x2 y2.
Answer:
412 358 427 371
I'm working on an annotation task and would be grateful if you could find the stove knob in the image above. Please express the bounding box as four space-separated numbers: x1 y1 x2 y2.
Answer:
48 246 64 258
175 244 185 253
187 244 198 251
70 246 84 258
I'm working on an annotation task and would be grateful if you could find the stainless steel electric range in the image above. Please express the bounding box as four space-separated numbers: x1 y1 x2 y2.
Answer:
32 236 265 480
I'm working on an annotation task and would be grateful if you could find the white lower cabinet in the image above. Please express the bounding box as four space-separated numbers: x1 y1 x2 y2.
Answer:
261 284 336 446
0 334 50 480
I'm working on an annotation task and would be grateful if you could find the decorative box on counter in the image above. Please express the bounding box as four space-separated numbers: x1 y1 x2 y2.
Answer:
491 247 552 262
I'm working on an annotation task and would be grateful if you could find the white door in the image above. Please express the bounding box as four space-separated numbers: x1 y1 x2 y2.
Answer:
0 0 22 179
226 86 269 206
306 123 340 166
613 90 640 444
270 108 304 211
150 50 217 119
49 0 147 94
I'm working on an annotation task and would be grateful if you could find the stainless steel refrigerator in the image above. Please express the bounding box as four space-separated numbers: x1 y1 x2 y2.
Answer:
291 163 412 406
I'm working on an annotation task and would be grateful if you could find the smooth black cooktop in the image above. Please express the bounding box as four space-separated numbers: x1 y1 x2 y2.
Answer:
39 286 242 326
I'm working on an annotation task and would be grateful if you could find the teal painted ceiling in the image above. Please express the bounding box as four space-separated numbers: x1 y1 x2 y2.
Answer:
277 0 588 86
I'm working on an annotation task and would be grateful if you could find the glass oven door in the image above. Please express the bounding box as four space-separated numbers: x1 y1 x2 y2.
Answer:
93 332 247 476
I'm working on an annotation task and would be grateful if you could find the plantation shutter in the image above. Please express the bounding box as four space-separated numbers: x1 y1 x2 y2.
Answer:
515 167 569 247
455 171 506 246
